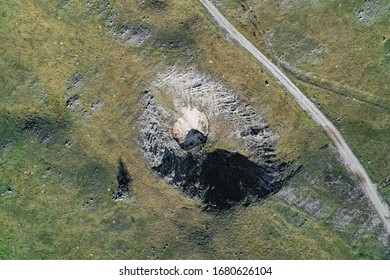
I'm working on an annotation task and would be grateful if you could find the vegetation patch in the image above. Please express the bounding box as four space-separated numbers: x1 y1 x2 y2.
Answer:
139 0 168 11
154 28 196 50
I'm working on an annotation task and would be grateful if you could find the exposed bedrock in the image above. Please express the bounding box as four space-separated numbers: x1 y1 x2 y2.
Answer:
139 68 297 210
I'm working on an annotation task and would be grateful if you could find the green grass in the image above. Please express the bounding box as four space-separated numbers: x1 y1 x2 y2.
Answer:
211 0 390 182
0 0 388 259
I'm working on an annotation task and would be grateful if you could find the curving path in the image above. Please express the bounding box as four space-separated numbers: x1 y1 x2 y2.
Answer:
199 0 390 233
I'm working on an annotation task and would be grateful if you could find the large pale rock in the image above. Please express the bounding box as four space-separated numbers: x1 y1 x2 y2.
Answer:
173 107 208 150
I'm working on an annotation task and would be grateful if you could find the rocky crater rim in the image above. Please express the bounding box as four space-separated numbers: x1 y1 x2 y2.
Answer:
138 66 296 209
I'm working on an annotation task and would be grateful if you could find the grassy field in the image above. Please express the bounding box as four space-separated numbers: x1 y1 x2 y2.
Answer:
210 0 389 192
0 0 388 259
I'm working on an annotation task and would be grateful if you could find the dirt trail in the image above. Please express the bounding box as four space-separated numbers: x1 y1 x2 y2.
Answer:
199 0 390 233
